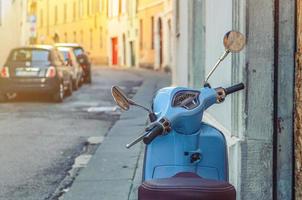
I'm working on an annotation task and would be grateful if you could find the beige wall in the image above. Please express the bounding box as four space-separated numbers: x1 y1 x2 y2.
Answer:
137 1 164 68
36 0 108 65
0 0 28 66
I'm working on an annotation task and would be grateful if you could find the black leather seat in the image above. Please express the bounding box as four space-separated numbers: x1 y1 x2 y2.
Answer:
138 172 236 200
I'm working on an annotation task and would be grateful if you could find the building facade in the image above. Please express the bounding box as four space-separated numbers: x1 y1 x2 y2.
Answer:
0 0 29 66
173 0 295 199
107 0 130 67
32 0 174 69
137 0 173 70
36 0 108 64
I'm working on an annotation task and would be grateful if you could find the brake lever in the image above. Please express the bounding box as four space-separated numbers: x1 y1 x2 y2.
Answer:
126 122 159 149
126 119 171 149
126 131 150 149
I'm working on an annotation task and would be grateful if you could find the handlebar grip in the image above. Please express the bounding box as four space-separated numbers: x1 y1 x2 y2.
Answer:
225 83 245 95
143 124 164 145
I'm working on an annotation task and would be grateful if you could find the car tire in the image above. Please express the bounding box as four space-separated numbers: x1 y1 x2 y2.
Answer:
86 72 92 84
79 78 83 87
73 79 79 91
53 83 64 103
0 93 8 103
66 80 73 96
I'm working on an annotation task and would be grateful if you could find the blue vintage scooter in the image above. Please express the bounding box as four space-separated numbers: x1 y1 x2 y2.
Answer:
112 31 246 200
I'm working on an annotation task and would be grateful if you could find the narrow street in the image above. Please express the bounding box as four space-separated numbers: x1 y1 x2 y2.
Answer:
0 67 145 200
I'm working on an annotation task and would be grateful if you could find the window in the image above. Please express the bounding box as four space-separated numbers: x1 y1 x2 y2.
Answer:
90 29 93 50
100 26 103 48
73 31 77 42
109 0 119 17
54 5 58 24
0 0 2 26
9 49 50 63
122 0 127 14
64 4 67 23
176 0 180 35
151 16 154 49
99 0 103 13
40 9 44 27
140 19 143 49
73 47 84 57
80 30 84 43
64 32 68 42
79 0 83 18
91 0 95 14
119 0 122 15
73 1 76 20
87 0 90 16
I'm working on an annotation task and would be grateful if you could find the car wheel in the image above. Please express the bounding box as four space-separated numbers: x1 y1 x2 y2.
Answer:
66 80 73 96
53 83 64 103
79 78 83 87
0 93 8 103
86 72 92 84
73 79 79 91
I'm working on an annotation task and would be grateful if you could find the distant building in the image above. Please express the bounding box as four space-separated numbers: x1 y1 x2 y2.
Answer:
126 0 139 67
0 0 29 66
36 0 108 65
107 0 131 67
137 0 173 70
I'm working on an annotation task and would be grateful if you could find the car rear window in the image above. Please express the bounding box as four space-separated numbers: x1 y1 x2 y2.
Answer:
8 49 50 62
73 48 84 57
59 51 69 61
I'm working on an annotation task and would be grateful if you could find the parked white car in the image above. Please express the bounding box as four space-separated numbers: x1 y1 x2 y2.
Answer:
57 47 83 90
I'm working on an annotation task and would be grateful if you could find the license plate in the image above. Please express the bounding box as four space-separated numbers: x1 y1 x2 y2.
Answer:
15 68 40 77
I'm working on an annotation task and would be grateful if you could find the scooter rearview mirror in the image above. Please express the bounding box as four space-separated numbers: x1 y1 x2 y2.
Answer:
204 31 246 86
223 31 246 53
111 86 131 111
111 86 156 122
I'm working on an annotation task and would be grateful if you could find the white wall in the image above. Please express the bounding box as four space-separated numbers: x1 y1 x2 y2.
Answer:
159 0 173 70
173 0 189 86
173 0 245 197
0 0 27 66
204 0 233 132
202 1 245 195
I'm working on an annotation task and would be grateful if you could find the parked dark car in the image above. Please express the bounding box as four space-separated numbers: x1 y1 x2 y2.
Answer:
57 47 83 90
0 45 74 102
55 43 92 83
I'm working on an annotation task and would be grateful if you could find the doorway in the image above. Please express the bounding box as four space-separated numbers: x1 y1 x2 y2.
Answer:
123 34 126 66
130 41 136 67
158 18 163 68
111 37 118 65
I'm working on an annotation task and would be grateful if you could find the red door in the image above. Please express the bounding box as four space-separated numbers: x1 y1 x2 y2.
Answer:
112 37 118 65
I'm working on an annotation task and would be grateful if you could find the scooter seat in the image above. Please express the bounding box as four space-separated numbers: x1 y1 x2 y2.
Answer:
138 172 236 200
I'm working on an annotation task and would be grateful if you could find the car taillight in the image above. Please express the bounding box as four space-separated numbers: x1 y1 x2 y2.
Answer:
46 66 56 78
1 67 9 78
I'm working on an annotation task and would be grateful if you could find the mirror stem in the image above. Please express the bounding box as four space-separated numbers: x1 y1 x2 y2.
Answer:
128 99 157 122
134 103 153 113
128 99 152 113
204 49 230 84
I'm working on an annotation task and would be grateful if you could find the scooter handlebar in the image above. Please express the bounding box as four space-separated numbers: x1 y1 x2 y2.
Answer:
143 123 164 145
224 83 245 95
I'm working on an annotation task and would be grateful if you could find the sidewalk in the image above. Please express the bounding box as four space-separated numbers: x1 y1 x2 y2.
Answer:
62 70 171 200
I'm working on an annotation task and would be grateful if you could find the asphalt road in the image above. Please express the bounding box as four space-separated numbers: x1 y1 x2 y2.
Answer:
0 67 144 200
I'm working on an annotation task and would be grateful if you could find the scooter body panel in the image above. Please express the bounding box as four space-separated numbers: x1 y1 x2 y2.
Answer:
143 87 228 181
143 123 228 181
